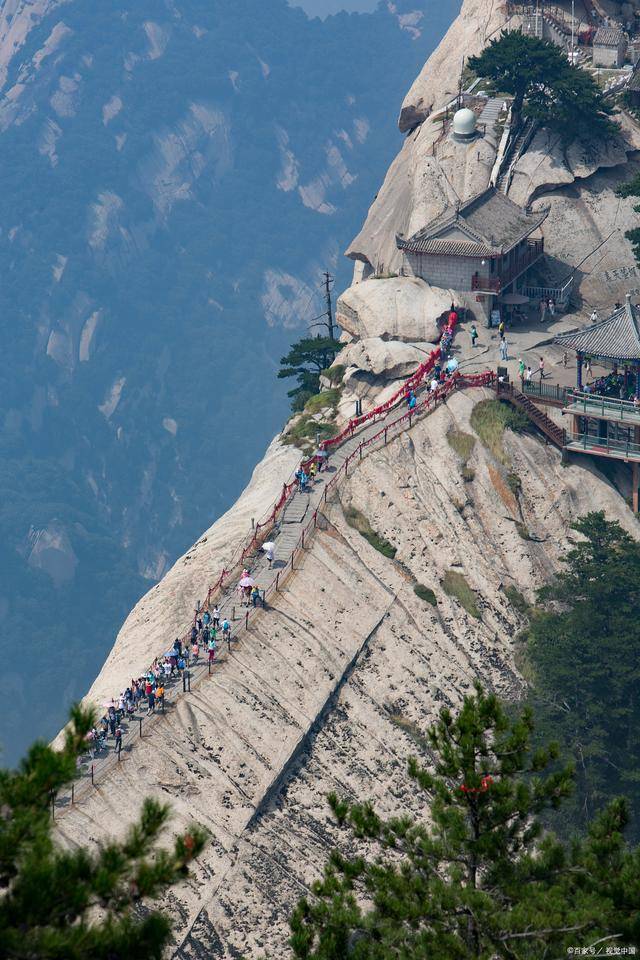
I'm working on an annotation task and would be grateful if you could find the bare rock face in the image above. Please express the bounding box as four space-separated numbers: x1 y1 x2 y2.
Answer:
26 521 77 587
337 276 451 343
55 390 640 959
530 157 640 312
398 0 512 132
338 337 432 380
508 123 640 208
345 112 498 275
79 437 299 710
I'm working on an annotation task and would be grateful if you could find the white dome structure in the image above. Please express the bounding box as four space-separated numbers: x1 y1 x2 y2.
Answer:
451 107 477 141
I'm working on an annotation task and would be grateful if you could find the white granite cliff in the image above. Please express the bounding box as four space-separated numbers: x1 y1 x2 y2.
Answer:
55 1 640 956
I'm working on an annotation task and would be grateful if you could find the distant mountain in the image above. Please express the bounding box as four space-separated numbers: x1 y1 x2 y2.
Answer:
0 0 459 762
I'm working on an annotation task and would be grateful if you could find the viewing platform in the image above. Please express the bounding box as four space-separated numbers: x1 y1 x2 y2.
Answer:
563 392 640 426
520 382 640 425
565 432 640 463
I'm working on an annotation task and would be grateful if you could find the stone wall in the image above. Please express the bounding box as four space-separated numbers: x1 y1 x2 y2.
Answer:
403 251 486 289
593 42 625 67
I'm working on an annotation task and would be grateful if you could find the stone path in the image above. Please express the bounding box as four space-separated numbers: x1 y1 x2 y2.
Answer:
478 97 504 133
54 381 436 813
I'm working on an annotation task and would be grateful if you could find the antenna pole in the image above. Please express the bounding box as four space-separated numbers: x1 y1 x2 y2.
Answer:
323 271 335 341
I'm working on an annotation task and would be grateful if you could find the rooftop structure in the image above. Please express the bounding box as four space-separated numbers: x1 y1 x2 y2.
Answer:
396 188 548 324
593 26 625 47
549 295 640 508
592 26 626 67
554 297 640 363
397 187 547 259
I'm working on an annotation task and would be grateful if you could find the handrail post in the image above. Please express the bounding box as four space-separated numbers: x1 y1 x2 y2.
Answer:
91 764 95 786
139 717 143 738
245 610 249 629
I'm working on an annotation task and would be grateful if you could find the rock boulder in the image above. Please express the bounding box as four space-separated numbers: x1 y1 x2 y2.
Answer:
337 276 452 343
337 337 432 381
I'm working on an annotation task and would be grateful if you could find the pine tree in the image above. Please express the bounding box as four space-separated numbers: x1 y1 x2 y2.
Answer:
468 32 614 142
290 686 640 958
278 336 341 411
0 704 208 960
526 511 640 837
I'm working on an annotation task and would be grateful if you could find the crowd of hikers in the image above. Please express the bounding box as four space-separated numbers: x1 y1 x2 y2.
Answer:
84 607 233 759
81 306 463 768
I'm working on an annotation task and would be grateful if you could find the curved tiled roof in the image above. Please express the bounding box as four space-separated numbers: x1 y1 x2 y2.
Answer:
395 236 496 258
396 187 548 259
554 300 640 361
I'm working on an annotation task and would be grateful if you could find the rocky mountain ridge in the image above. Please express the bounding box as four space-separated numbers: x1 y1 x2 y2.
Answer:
0 0 459 763
54 0 640 955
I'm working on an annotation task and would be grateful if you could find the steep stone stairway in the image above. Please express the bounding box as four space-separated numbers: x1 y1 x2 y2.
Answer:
478 97 504 134
496 380 566 448
496 120 535 194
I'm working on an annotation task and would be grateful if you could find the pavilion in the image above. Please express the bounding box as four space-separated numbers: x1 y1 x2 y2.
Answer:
554 294 640 397
553 295 640 508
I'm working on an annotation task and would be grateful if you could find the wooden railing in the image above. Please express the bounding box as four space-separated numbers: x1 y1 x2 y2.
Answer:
496 380 566 448
471 239 544 294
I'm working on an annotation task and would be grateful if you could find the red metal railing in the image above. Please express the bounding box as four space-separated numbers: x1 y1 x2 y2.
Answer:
177 311 461 638
55 367 495 811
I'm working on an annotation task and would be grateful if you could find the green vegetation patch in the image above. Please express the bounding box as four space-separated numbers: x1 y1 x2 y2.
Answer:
447 428 476 462
515 521 533 541
344 505 397 559
461 466 475 483
322 364 346 385
442 569 481 619
414 583 437 606
386 709 430 750
447 427 477 483
304 388 341 415
523 512 640 839
504 584 529 615
282 415 338 451
506 472 522 495
470 399 528 464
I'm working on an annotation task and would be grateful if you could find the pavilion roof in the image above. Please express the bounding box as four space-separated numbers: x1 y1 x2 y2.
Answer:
593 26 624 46
554 299 640 361
396 187 548 259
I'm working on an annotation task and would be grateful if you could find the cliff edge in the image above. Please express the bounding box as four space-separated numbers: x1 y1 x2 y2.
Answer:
54 1 640 957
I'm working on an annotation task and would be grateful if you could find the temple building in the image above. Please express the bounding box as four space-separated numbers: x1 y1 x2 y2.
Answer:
592 26 627 68
396 186 548 324
554 295 640 508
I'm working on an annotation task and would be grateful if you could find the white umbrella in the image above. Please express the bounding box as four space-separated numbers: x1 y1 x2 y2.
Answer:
262 542 275 553
239 575 255 587
500 293 530 305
